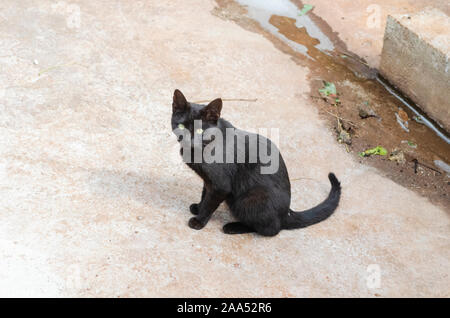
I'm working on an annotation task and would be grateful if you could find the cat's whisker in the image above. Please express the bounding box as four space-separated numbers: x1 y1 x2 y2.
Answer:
192 98 257 104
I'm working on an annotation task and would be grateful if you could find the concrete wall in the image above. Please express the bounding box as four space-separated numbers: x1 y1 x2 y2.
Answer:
380 9 450 131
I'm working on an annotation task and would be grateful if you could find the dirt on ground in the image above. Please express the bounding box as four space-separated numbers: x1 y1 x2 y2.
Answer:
214 0 450 209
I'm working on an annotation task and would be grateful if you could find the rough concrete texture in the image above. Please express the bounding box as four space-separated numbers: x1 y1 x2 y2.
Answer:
0 0 449 297
380 9 450 131
302 0 450 68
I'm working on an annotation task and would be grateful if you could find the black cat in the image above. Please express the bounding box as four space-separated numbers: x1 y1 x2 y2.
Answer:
171 89 341 236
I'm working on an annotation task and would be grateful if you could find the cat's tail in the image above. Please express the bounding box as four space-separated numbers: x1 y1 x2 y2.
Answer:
283 173 341 229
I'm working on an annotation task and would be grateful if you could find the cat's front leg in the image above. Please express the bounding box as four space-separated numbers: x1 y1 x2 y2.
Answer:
188 190 226 230
189 185 206 215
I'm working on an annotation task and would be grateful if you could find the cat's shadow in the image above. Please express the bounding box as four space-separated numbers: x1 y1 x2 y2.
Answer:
87 168 233 224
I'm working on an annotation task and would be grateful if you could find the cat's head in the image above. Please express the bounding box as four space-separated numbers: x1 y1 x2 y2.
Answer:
171 89 222 148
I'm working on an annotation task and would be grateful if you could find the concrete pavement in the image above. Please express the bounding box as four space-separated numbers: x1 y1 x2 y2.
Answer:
0 0 448 297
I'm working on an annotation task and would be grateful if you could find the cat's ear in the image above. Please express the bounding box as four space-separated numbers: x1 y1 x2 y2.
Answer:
172 89 189 113
201 98 222 122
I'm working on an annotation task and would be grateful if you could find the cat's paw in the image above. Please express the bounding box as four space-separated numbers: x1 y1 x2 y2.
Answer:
188 217 205 230
189 203 199 215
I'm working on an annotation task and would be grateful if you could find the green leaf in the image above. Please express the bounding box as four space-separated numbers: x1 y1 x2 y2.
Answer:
413 116 425 124
407 141 417 148
319 81 337 96
359 146 388 157
299 4 314 16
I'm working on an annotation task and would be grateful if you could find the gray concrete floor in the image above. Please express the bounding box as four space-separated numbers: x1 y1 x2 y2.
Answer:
0 0 449 297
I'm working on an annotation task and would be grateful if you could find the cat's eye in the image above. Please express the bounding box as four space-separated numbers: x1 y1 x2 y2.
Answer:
178 123 185 130
196 128 203 134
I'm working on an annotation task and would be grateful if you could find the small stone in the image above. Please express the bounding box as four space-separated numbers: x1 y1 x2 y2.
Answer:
338 129 352 145
358 103 378 119
389 149 405 164
136 216 143 220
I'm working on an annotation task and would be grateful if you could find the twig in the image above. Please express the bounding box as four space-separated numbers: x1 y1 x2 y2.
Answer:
413 159 418 174
324 110 359 127
38 61 77 76
290 177 320 182
412 159 442 175
193 98 257 104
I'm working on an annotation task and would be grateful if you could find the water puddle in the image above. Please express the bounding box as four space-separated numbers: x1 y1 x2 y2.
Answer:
236 0 334 57
434 160 450 176
376 76 450 144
